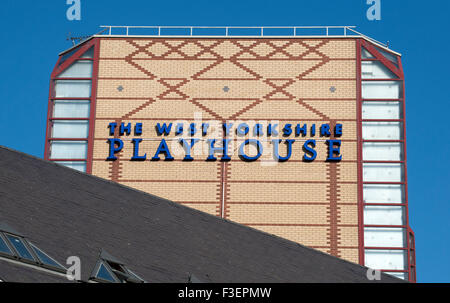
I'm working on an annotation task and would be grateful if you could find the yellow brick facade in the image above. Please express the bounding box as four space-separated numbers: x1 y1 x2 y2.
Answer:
91 37 360 263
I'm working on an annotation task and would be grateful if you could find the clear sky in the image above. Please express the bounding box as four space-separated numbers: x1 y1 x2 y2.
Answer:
0 0 449 282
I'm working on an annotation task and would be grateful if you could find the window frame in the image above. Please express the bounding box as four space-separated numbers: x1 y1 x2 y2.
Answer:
44 39 99 174
0 227 67 274
4 233 38 263
358 39 413 281
29 242 67 273
0 233 14 257
91 261 121 283
49 140 89 161
89 253 146 283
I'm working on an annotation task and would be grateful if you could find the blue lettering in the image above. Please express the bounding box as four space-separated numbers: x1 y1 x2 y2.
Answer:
135 123 143 135
311 124 316 136
254 124 264 136
180 139 199 161
239 139 263 161
303 139 317 162
267 124 279 136
189 123 197 136
107 139 124 161
223 123 233 136
120 123 132 136
155 123 173 136
283 124 292 136
202 123 209 136
237 123 250 136
108 122 117 136
131 139 146 161
151 139 174 161
272 139 294 162
335 124 343 137
296 124 307 137
175 123 184 136
207 139 231 161
320 124 331 137
326 140 342 161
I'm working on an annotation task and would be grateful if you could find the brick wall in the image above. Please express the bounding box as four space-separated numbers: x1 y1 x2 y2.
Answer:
92 37 360 263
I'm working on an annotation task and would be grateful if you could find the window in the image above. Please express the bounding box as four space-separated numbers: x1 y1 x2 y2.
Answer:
80 47 94 59
0 223 66 273
362 101 402 120
364 227 406 248
54 80 92 98
364 206 405 225
53 161 86 173
363 163 404 182
95 262 119 283
384 272 407 280
29 243 66 270
365 249 406 270
50 141 87 159
362 61 396 79
58 61 93 78
188 274 204 283
52 121 89 139
50 46 94 172
362 122 403 140
6 234 35 261
374 46 399 66
53 100 90 118
361 47 375 59
90 251 145 283
0 235 13 256
363 142 403 161
363 184 404 203
362 81 402 99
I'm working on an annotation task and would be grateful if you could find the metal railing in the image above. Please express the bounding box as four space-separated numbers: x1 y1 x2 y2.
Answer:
100 25 354 36
96 25 389 48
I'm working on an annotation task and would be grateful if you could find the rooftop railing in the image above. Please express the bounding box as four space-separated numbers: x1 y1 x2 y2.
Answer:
96 25 389 48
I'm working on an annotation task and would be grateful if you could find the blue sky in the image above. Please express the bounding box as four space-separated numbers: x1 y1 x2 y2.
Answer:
0 0 449 282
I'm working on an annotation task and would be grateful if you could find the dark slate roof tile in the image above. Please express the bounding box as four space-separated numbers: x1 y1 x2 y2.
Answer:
0 145 404 283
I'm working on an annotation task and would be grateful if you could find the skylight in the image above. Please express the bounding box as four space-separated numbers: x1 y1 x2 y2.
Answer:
0 235 13 256
29 243 66 270
95 262 118 283
6 234 35 261
0 223 66 273
90 250 145 283
188 273 204 283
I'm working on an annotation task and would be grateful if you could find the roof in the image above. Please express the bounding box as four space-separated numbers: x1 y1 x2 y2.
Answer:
0 145 404 283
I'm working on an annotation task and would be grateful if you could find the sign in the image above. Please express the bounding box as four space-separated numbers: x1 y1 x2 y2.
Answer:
106 122 343 162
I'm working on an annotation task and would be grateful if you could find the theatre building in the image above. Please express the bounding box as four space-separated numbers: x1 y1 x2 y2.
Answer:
43 26 416 281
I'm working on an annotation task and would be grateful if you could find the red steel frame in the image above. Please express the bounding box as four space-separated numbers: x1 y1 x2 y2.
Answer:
356 39 364 266
44 38 100 174
357 39 416 282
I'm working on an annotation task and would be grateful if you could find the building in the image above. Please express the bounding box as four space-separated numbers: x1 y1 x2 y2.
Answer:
0 145 404 283
43 26 415 281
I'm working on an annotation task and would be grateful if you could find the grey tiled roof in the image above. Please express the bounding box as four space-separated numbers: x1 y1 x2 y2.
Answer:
0 146 403 283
